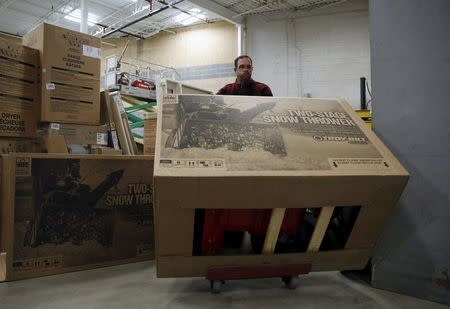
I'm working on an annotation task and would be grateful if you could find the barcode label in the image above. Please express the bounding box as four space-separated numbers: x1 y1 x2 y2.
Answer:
82 45 101 59
113 95 126 114
15 157 32 177
111 130 120 149
50 123 60 130
97 133 108 145
46 83 55 90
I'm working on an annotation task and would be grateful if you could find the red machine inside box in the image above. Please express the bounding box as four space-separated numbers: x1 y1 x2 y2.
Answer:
200 209 306 255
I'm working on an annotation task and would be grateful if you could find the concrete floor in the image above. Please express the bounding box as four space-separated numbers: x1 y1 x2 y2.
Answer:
0 261 448 309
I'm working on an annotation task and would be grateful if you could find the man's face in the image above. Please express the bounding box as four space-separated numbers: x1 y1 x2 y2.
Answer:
234 57 253 82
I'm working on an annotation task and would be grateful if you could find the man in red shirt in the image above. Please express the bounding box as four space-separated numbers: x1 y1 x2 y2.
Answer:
217 55 273 96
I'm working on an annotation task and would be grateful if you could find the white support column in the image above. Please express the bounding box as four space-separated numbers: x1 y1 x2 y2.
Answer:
80 0 88 33
237 24 242 56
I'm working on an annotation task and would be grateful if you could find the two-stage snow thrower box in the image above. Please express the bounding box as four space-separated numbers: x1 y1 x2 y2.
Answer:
0 154 154 281
153 94 409 278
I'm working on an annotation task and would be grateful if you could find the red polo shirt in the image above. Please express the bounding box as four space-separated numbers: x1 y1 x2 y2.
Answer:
217 79 273 96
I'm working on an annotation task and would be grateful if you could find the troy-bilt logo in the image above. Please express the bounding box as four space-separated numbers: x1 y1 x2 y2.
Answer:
0 45 21 59
313 135 367 143
62 33 89 48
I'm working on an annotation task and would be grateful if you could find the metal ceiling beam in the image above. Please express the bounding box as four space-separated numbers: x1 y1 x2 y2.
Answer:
118 29 145 40
170 4 212 24
20 0 75 35
93 1 159 36
101 0 184 38
187 0 243 25
87 0 123 11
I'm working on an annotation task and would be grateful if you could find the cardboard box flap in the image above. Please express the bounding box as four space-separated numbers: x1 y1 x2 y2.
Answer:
155 174 408 210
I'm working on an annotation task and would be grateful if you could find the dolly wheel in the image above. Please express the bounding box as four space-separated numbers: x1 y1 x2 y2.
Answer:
282 276 299 289
210 280 223 294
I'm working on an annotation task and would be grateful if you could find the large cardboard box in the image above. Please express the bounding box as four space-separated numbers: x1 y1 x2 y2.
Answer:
0 154 154 281
22 23 101 124
40 123 108 146
153 94 409 277
0 38 39 137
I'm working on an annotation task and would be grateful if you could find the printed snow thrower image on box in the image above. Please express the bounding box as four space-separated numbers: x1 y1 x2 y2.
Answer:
23 160 123 248
159 95 382 171
20 159 153 251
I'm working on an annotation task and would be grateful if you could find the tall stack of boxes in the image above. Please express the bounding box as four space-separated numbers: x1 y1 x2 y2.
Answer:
22 23 101 124
0 37 40 153
21 23 106 153
0 24 155 281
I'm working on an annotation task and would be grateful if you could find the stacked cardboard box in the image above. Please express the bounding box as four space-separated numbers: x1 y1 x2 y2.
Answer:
40 123 109 153
0 37 40 154
0 154 154 281
21 23 119 154
0 37 39 138
0 25 154 283
22 23 101 125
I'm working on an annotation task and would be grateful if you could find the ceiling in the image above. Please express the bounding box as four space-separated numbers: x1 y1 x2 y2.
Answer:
0 0 349 39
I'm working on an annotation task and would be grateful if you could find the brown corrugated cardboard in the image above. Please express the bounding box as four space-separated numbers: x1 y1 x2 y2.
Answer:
143 117 157 155
22 23 100 124
42 135 69 153
0 38 39 137
90 146 122 155
0 154 154 281
40 123 108 146
153 94 409 278
0 138 40 154
100 90 120 151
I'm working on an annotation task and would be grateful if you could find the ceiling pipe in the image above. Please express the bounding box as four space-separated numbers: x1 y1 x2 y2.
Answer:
167 3 211 24
119 30 146 40
101 0 184 38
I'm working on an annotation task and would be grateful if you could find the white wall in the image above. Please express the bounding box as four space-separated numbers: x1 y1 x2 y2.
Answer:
247 0 370 109
101 21 237 93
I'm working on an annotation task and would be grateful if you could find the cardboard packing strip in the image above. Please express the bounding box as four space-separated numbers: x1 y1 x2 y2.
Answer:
0 37 39 138
100 90 120 151
0 153 154 281
104 91 137 155
143 116 157 155
90 146 122 155
153 94 409 278
22 23 101 124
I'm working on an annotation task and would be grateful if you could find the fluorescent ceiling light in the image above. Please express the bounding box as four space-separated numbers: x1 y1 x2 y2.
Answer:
62 6 74 14
64 9 99 26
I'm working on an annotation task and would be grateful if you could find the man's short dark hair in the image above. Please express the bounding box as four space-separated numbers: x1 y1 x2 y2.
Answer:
234 55 252 68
